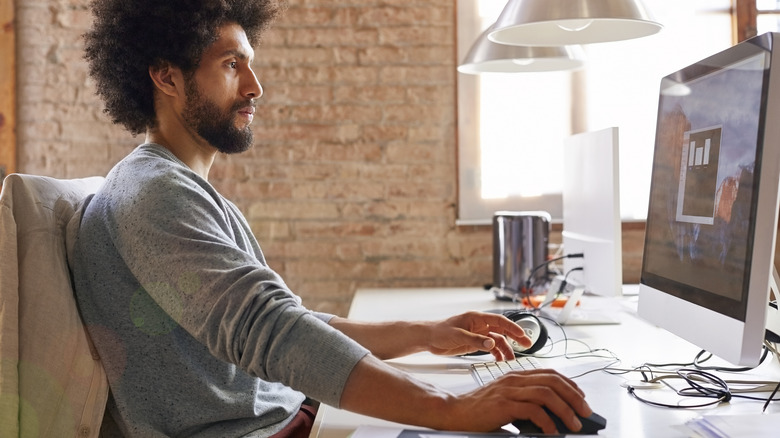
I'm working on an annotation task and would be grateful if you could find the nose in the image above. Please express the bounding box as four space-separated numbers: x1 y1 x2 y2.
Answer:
243 66 262 99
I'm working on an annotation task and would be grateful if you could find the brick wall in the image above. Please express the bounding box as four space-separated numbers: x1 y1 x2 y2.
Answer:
15 0 505 315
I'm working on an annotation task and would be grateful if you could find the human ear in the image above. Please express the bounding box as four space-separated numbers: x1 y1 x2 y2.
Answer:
148 62 183 98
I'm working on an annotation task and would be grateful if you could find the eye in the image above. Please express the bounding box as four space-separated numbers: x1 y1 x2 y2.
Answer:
228 61 238 69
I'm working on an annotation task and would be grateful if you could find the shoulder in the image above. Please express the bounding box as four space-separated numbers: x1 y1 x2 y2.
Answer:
96 144 228 224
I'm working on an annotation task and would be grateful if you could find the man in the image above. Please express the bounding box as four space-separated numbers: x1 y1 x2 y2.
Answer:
72 1 594 436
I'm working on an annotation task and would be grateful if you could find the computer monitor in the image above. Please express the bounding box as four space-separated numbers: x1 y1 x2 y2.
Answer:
638 32 780 367
562 127 623 297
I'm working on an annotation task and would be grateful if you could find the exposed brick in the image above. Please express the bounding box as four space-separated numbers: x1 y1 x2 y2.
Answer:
408 123 454 142
357 46 405 65
247 201 340 220
261 84 333 105
289 104 383 123
258 28 287 47
409 163 453 180
360 124 407 142
286 258 379 280
278 6 336 27
257 124 361 143
283 240 363 260
287 27 379 47
445 234 493 260
406 85 454 104
383 103 453 123
249 220 292 241
329 65 380 84
256 47 336 67
378 259 462 279
291 181 385 201
53 6 92 30
387 181 454 200
379 65 454 85
378 26 454 47
403 46 456 66
361 237 448 259
356 6 453 27
16 4 53 28
277 6 361 29
340 200 406 220
385 219 453 238
385 141 449 163
229 180 294 201
333 85 407 104
294 221 380 239
331 47 360 65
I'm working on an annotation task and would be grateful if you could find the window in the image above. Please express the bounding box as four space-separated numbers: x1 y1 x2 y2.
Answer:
758 0 780 32
457 0 733 224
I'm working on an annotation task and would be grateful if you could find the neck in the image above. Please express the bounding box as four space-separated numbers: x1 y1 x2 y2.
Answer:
145 128 216 181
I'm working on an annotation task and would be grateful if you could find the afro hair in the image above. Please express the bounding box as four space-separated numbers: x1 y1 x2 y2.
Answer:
83 0 282 135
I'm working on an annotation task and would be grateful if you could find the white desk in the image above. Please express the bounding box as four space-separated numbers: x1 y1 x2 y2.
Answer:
309 287 780 437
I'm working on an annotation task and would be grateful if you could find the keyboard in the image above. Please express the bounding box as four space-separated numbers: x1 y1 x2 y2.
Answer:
470 356 541 386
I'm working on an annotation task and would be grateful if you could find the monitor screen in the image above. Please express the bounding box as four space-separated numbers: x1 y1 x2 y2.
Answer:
638 32 780 366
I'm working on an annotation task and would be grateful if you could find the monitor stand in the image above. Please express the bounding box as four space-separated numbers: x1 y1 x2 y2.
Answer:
538 277 621 325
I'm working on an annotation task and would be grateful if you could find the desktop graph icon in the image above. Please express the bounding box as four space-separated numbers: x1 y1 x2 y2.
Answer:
676 126 722 225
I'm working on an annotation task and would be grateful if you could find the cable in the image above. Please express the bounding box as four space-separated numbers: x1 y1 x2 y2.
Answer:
522 253 584 308
522 314 622 379
642 344 771 373
525 253 583 291
532 266 585 311
612 340 780 410
763 339 780 411
627 369 732 409
692 347 770 372
764 381 780 412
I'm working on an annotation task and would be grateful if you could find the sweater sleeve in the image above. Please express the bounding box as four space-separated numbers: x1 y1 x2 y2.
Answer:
106 154 368 407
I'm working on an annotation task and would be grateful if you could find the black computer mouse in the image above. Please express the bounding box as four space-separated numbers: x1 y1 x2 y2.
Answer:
512 407 607 435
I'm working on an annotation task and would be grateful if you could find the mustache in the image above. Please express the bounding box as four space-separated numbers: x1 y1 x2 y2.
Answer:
231 99 255 112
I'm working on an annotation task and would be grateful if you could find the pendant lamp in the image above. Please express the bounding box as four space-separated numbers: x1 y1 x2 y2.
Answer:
488 0 662 46
458 27 585 74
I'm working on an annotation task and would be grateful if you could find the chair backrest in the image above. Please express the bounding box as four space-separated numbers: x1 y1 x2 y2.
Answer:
0 173 108 438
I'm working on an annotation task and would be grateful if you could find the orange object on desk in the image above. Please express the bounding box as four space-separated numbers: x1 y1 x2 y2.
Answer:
522 294 578 308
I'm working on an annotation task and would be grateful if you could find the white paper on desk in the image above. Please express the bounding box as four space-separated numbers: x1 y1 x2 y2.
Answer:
350 425 405 438
350 426 517 438
685 413 780 438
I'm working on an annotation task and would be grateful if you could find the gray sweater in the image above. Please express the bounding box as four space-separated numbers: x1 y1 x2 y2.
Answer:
72 144 369 437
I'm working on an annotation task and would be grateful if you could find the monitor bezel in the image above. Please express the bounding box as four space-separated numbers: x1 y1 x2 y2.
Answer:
638 32 780 367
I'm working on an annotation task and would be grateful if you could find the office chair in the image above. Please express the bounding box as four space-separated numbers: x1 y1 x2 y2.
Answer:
0 174 108 438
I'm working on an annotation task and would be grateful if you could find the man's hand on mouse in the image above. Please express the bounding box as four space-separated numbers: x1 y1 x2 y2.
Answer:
425 311 532 361
437 369 592 434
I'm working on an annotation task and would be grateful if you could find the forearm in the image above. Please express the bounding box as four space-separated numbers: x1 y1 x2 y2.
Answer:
339 355 595 434
328 316 429 359
338 355 458 429
328 311 528 361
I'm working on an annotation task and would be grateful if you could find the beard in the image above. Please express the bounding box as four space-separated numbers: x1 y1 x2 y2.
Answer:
182 79 255 155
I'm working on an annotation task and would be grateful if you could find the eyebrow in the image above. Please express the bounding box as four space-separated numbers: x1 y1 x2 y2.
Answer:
219 49 253 63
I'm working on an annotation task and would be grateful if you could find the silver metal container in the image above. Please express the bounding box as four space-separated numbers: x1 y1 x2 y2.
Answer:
492 211 551 300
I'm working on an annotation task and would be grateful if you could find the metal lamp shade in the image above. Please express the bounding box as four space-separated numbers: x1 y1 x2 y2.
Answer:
488 0 662 46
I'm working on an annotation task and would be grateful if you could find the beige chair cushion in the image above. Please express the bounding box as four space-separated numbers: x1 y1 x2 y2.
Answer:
0 174 108 438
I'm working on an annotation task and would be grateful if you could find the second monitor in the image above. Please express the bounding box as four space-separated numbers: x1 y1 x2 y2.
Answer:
561 126 624 298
